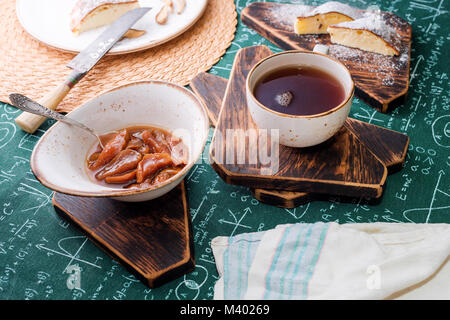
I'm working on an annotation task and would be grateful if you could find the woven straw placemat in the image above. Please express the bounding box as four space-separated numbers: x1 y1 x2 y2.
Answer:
0 0 236 112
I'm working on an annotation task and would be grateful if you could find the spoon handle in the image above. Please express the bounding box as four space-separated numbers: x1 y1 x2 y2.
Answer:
9 93 99 140
13 70 85 134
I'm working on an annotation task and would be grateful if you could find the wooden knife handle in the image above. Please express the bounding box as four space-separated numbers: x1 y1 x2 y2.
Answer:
14 70 84 134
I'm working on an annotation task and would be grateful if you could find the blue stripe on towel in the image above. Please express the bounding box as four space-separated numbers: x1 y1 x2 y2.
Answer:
261 223 329 299
302 223 329 298
276 224 311 299
264 224 308 299
263 226 292 299
223 236 232 300
223 231 264 300
221 223 330 300
286 223 329 299
283 224 314 299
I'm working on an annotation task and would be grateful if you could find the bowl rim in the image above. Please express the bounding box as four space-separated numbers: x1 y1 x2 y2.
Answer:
30 80 209 198
246 50 355 119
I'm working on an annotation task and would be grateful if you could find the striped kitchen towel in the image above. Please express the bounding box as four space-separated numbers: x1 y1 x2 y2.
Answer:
211 222 450 300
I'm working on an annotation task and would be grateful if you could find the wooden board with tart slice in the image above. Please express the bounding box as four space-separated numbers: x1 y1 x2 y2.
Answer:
241 1 412 113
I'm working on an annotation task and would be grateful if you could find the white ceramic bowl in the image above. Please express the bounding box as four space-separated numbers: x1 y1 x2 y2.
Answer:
31 81 209 202
246 50 355 148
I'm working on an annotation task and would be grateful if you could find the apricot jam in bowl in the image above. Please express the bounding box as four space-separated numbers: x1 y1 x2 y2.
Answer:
30 81 209 202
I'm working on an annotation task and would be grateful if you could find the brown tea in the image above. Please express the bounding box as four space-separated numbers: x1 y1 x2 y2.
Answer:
253 65 346 116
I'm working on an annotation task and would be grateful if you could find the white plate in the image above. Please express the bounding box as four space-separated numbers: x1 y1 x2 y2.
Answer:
16 0 208 55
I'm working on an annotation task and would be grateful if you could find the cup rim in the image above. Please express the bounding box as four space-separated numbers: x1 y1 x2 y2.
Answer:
246 50 355 119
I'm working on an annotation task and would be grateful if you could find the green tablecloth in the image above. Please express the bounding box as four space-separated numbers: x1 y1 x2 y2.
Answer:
0 0 449 300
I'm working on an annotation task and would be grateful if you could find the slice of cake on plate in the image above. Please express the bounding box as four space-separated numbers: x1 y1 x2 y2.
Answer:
327 13 401 56
70 0 140 35
295 1 363 34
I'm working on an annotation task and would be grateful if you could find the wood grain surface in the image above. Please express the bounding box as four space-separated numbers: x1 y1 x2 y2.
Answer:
209 45 388 199
190 72 227 126
191 58 409 207
52 182 195 288
241 2 412 113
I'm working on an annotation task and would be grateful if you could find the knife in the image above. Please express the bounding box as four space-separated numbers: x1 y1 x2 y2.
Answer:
13 7 151 134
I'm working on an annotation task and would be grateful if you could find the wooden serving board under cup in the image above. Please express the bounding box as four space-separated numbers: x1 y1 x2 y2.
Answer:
52 181 195 288
241 2 412 114
191 72 409 208
199 45 409 206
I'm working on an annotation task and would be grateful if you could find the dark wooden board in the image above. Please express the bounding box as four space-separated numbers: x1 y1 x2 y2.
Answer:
52 182 195 288
209 45 388 199
190 72 227 127
192 72 409 173
252 120 410 207
252 117 409 207
241 2 412 113
192 64 409 207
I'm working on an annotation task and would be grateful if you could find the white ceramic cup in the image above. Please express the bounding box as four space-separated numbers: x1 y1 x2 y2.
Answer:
246 50 354 148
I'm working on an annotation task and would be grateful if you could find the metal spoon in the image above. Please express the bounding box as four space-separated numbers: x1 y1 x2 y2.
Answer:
9 93 106 148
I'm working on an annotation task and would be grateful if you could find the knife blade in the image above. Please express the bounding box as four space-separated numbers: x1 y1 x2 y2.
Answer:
13 7 151 134
67 7 151 74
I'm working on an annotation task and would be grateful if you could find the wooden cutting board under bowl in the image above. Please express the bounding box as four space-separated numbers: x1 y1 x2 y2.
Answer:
52 182 195 288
